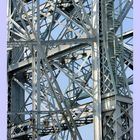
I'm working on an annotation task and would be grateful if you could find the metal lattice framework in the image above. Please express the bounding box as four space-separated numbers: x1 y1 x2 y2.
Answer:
7 0 133 139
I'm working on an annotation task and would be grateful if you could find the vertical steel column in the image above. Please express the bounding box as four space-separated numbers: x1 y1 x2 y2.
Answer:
31 0 36 139
36 0 41 139
31 0 41 139
8 0 25 126
99 0 133 139
32 47 36 140
92 1 102 140
32 47 41 140
32 49 40 140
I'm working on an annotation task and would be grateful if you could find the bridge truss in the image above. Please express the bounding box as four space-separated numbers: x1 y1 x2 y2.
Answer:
7 0 133 139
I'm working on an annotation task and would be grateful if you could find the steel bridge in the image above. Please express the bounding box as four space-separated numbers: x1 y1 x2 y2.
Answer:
7 0 133 139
